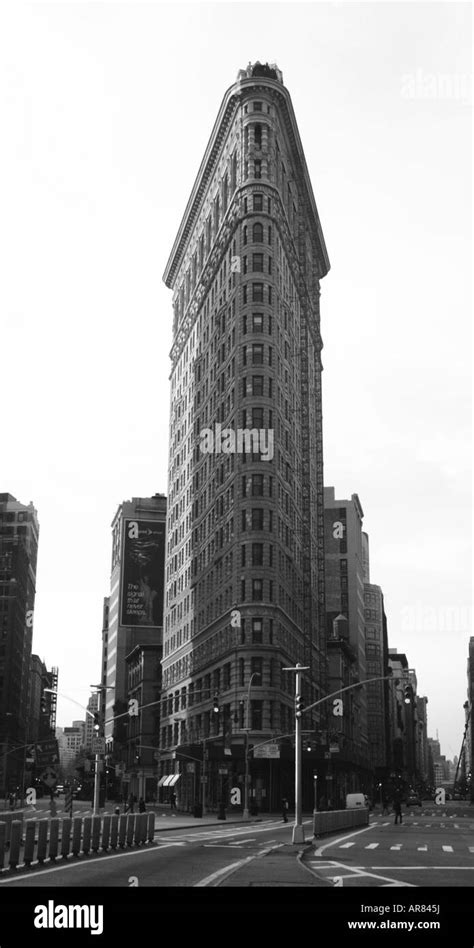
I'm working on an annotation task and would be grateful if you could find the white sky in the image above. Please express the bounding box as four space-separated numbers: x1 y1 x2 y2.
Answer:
1 1 471 763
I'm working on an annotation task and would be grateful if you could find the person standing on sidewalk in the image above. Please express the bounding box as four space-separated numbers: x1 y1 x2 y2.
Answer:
393 797 402 825
281 797 289 822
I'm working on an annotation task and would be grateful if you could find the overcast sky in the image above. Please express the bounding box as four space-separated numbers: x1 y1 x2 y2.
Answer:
1 1 471 762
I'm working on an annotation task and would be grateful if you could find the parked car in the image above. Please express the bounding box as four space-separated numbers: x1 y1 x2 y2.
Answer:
406 792 422 806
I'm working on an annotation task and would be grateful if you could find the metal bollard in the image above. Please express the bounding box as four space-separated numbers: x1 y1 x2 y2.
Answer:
147 812 155 843
9 821 22 869
110 815 118 850
91 816 101 852
24 821 36 867
139 813 147 844
82 817 92 855
48 818 60 862
126 814 135 847
37 820 48 863
102 815 111 851
118 814 127 848
72 817 82 856
0 822 6 869
61 818 72 859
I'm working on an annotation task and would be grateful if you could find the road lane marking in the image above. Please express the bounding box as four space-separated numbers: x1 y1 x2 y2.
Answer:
306 858 416 887
313 822 378 857
0 841 184 884
195 843 283 887
339 842 355 849
469 847 474 853
417 846 428 851
390 845 402 850
365 843 379 849
442 845 454 852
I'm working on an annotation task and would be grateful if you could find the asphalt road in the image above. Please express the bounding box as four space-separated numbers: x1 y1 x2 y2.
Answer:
303 803 474 887
0 818 317 888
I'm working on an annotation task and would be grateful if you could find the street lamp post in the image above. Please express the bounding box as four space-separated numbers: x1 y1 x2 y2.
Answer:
242 672 261 821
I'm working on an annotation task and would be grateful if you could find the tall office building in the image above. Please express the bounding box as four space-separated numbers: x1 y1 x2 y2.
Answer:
160 62 330 810
466 637 474 801
105 494 166 752
27 655 58 745
0 493 39 794
323 487 371 798
83 692 99 752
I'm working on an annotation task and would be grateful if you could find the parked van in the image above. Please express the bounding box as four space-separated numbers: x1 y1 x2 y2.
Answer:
346 793 368 809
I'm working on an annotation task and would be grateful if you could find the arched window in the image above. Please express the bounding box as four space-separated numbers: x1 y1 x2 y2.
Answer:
252 222 263 243
243 225 247 246
254 124 262 148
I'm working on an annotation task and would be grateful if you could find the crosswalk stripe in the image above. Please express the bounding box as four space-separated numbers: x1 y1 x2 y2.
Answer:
442 846 454 852
469 847 474 853
339 842 355 849
365 843 379 849
417 846 428 851
390 845 402 850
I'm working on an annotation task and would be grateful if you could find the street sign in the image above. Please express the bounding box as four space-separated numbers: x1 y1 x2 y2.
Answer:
41 767 57 789
218 767 228 774
36 739 59 767
253 744 280 759
329 744 340 753
91 737 105 754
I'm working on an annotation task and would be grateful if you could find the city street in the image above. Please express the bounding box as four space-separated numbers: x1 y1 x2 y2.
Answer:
303 801 474 887
0 817 319 888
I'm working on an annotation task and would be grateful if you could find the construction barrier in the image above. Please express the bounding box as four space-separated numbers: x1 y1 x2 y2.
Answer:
0 811 24 845
313 807 369 837
0 811 158 873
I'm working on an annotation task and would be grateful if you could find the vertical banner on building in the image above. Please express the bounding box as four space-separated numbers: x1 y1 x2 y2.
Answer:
121 520 165 627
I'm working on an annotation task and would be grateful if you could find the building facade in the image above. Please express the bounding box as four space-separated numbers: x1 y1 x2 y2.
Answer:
160 61 330 811
0 493 40 795
323 487 371 802
104 494 166 803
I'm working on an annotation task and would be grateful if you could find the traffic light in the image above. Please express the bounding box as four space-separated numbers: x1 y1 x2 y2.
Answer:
404 685 412 705
40 696 47 713
213 694 219 713
306 740 313 752
93 713 100 732
295 694 304 718
134 744 140 764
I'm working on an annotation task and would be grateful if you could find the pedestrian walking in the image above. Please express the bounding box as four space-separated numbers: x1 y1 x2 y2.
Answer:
281 797 289 822
138 797 146 813
393 798 402 825
170 791 177 810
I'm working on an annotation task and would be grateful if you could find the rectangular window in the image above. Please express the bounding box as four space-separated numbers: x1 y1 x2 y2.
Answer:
252 283 264 302
252 375 264 396
252 344 264 364
251 509 264 530
252 254 264 273
251 657 263 684
253 101 263 112
252 578 263 601
254 161 262 179
253 194 263 211
252 313 264 332
252 618 263 644
251 700 263 730
252 408 264 428
251 473 264 495
252 542 263 565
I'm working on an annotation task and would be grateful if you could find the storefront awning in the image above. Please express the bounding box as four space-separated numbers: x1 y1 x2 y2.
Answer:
163 774 181 787
157 776 168 787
